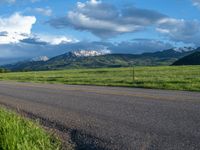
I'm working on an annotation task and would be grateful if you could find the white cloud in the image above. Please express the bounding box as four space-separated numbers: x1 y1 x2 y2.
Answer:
67 11 140 34
0 13 36 44
36 34 78 45
192 0 200 7
21 34 79 45
156 18 200 45
34 7 52 16
49 0 166 38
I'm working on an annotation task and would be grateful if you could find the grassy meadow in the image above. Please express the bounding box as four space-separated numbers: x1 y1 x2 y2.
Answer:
0 66 200 91
0 108 61 150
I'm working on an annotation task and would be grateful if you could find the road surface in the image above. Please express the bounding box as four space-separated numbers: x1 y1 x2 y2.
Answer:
0 81 200 150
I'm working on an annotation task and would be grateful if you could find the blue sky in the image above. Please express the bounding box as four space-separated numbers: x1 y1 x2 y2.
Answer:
0 0 200 64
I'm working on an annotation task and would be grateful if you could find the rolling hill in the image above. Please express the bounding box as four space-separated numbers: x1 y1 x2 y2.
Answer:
172 51 200 66
2 48 199 71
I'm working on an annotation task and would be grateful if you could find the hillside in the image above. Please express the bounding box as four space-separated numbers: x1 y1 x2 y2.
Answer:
3 48 198 71
172 51 200 66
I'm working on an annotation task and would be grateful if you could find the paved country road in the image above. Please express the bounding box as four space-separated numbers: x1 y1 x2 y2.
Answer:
0 81 200 150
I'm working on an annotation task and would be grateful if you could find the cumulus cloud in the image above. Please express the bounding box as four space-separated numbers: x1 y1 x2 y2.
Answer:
49 0 167 38
157 18 200 45
47 0 200 46
20 34 78 45
0 13 36 44
1 0 200 64
192 0 200 7
38 35 78 45
34 7 52 16
20 37 48 45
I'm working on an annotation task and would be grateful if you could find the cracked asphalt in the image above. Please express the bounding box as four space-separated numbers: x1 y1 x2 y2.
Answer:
0 81 200 150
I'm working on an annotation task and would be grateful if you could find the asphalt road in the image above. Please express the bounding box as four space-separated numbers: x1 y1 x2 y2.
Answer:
0 81 200 150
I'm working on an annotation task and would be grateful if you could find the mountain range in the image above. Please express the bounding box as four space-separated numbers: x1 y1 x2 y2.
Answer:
2 48 200 71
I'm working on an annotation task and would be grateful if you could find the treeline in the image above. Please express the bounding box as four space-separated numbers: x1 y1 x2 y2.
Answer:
0 68 10 73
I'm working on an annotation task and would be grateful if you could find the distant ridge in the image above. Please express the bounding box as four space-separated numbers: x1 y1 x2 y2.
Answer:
172 49 200 66
2 47 199 71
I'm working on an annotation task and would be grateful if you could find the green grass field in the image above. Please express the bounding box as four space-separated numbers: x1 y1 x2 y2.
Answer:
0 66 200 91
0 108 61 150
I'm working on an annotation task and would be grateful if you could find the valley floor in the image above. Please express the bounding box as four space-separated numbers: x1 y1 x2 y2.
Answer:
0 66 200 92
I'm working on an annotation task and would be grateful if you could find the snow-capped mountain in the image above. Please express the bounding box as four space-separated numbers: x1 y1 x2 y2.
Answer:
31 56 49 62
3 47 200 71
72 50 110 57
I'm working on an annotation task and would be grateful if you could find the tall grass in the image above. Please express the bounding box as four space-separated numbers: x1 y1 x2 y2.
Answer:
0 108 61 150
0 66 200 91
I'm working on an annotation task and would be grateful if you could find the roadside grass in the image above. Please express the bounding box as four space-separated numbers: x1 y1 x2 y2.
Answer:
0 65 200 91
0 108 61 150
